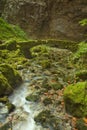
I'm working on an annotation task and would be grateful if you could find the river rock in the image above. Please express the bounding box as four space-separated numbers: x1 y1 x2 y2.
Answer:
26 93 40 102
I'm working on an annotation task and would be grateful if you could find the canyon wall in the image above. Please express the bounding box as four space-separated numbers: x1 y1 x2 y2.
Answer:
1 0 87 40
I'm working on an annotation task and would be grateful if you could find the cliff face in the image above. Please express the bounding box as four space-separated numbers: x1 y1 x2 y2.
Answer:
1 0 87 41
0 0 6 16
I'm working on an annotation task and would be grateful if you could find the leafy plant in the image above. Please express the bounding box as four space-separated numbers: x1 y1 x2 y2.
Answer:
79 19 87 26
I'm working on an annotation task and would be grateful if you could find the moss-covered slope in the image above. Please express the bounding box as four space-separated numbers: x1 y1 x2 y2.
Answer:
0 18 27 41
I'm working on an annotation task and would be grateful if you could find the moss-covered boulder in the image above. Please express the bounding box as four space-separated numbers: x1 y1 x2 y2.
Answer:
0 74 13 96
0 64 22 88
6 102 15 113
34 110 62 129
43 98 52 106
34 110 53 127
64 82 87 117
26 94 40 102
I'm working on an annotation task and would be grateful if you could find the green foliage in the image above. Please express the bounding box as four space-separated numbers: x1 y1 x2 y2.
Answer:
64 82 87 117
79 19 87 26
0 17 27 41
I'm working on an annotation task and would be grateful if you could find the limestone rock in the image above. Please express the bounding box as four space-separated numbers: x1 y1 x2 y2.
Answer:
2 0 87 40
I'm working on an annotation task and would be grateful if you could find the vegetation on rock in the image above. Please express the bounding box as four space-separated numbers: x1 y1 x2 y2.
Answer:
0 18 27 41
76 118 87 130
26 94 40 102
64 82 87 117
0 74 13 96
0 64 22 88
75 70 87 81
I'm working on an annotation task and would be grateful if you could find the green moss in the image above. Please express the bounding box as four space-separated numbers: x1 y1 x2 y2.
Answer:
43 98 52 106
39 59 51 69
30 45 50 57
74 42 87 59
73 42 87 69
0 74 13 96
26 94 40 102
0 17 27 41
0 64 22 88
64 82 87 117
76 119 87 130
5 39 17 50
34 110 53 126
0 96 9 103
76 70 87 81
6 102 15 113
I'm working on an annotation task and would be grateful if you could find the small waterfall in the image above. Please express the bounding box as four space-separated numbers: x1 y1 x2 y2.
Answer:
8 83 45 130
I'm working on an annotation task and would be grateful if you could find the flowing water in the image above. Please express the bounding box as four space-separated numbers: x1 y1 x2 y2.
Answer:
8 81 46 130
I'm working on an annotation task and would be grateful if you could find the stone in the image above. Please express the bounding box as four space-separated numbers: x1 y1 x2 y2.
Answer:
64 82 87 117
43 98 52 106
1 0 87 41
26 94 40 102
76 118 87 130
76 70 87 81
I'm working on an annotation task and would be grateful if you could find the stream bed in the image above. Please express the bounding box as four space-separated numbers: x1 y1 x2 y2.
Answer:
8 80 47 130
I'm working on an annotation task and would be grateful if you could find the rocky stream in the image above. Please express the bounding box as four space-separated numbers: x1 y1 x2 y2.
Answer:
0 43 87 130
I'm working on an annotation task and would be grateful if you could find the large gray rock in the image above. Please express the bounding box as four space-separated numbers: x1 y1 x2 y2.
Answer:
1 0 87 40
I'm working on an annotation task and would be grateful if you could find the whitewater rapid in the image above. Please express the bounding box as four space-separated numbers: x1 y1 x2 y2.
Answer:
9 82 45 130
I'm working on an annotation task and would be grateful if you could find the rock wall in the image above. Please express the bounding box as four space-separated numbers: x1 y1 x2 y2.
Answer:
1 0 87 41
0 0 6 16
